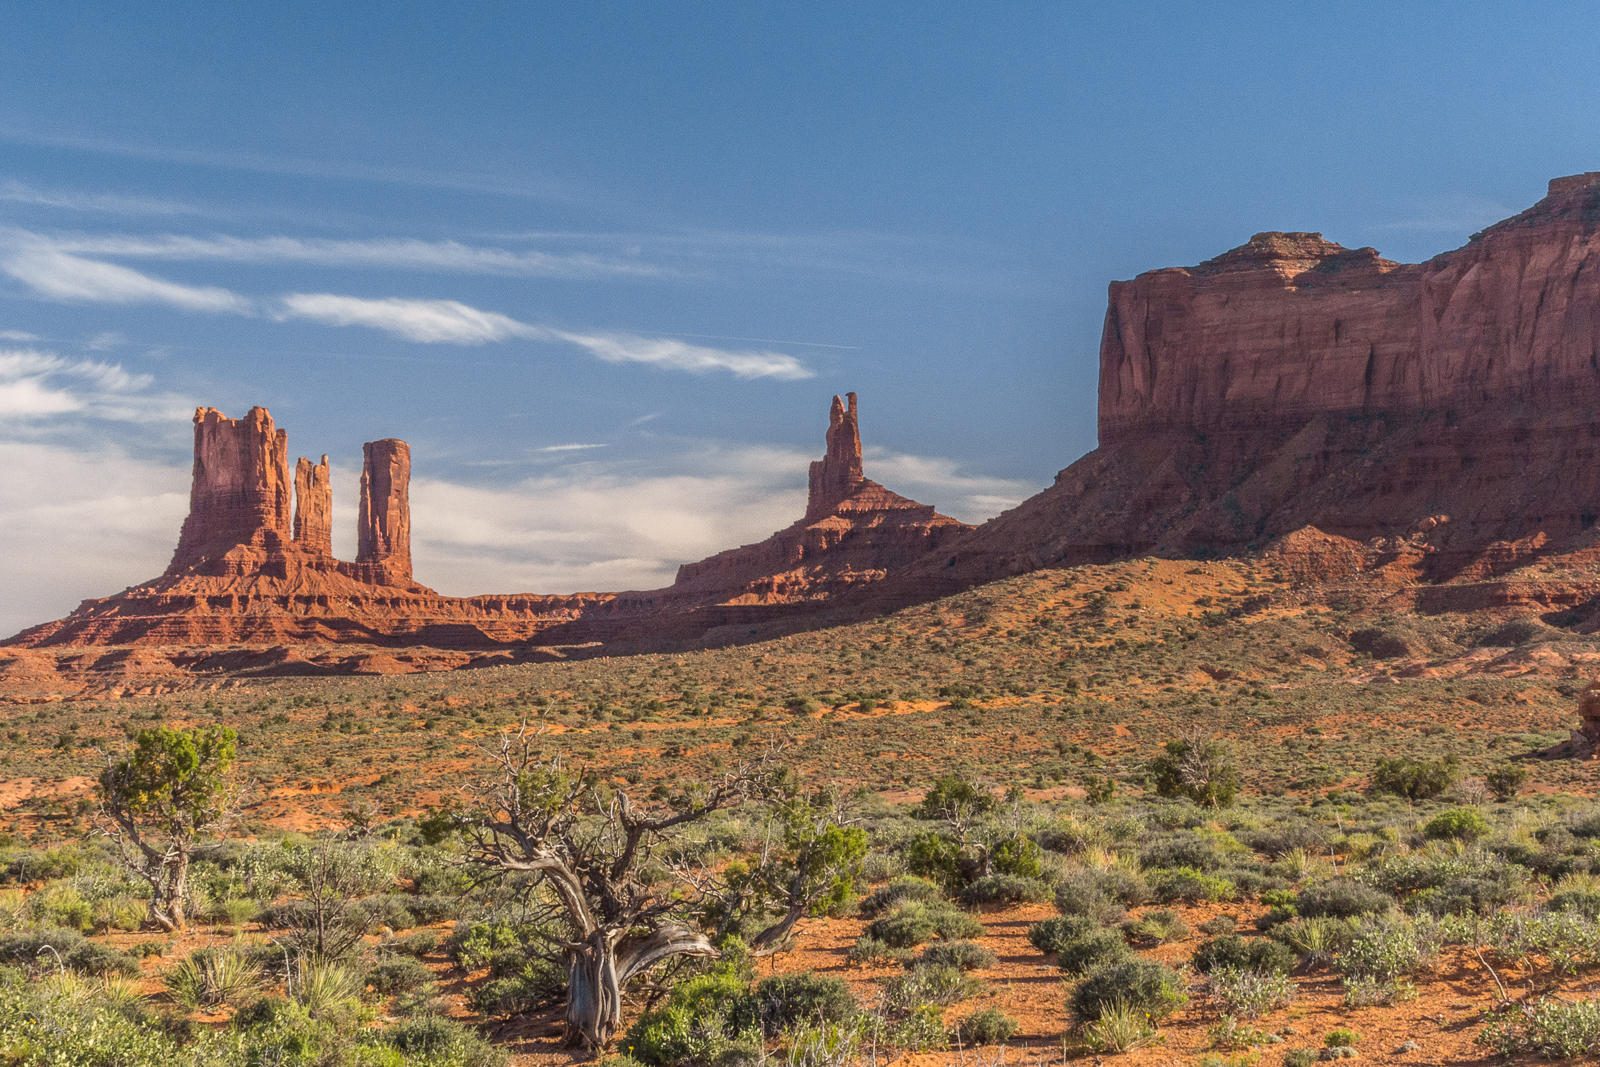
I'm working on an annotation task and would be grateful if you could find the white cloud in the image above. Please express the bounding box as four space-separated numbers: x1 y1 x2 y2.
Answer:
536 443 607 453
41 232 663 279
0 330 39 341
549 329 814 380
1 246 252 313
863 448 1040 524
277 293 538 344
0 440 189 639
0 347 190 424
0 181 205 217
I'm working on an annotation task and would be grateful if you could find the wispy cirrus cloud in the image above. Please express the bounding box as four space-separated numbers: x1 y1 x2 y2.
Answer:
0 180 207 217
276 291 815 377
546 329 813 380
36 231 665 279
277 292 535 344
1 245 253 313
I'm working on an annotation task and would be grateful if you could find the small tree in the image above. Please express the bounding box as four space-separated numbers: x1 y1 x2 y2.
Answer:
1147 731 1240 808
464 729 801 1049
1485 764 1530 801
96 725 239 931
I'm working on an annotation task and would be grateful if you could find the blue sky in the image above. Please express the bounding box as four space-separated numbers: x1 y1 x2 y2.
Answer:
4 2 1600 635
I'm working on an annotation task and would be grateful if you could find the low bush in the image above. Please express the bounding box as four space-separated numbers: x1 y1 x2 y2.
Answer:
166 947 263 1010
753 971 857 1036
1123 907 1191 945
1207 966 1297 1018
860 875 943 916
1055 866 1148 923
949 1006 1018 1046
1069 957 1189 1023
467 959 565 1018
846 935 910 965
1269 916 1357 964
1486 765 1530 801
882 963 983 1012
366 955 434 996
1293 881 1391 921
1081 999 1161 1052
959 873 1051 905
0 927 138 976
1423 807 1491 842
1370 756 1460 800
622 969 760 1067
1192 935 1296 976
865 901 983 948
1148 866 1235 904
1477 998 1600 1058
383 1012 506 1066
914 940 996 972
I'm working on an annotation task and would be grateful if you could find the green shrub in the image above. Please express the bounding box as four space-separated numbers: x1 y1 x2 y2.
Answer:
1146 735 1240 808
1325 1028 1360 1047
383 1012 507 1066
914 775 996 821
27 883 93 932
865 901 982 948
1293 881 1391 921
166 947 263 1010
1283 1049 1319 1067
1123 907 1191 945
1148 866 1235 904
914 940 996 972
752 971 857 1036
1269 916 1357 963
882 964 983 1012
1081 999 1160 1052
1207 966 1297 1018
1477 998 1600 1058
1486 764 1530 801
1423 807 1491 841
1370 756 1460 800
622 969 760 1067
959 874 1051 905
366 955 434 996
1069 958 1189 1022
949 1006 1018 1046
1192 935 1296 976
860 875 942 916
990 837 1043 878
905 832 967 888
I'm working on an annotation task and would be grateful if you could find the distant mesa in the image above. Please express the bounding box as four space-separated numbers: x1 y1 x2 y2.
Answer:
4 392 964 657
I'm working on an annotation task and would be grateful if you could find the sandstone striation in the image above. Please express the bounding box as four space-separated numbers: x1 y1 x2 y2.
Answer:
293 456 333 556
920 173 1600 589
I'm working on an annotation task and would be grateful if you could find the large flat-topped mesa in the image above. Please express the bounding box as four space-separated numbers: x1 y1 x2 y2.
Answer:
916 171 1600 587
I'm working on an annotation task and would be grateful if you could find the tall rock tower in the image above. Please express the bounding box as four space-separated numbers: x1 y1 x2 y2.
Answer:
167 407 292 573
805 392 865 520
357 439 412 584
292 455 333 556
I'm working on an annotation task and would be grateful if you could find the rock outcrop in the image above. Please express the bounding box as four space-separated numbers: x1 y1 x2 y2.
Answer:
169 407 293 574
355 439 412 586
671 393 969 604
293 456 332 556
920 172 1600 589
6 393 969 654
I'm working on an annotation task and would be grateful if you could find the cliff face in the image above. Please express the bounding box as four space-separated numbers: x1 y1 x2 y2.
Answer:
922 172 1600 588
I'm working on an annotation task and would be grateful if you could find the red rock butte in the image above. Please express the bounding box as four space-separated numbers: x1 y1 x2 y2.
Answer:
923 172 1600 589
4 393 967 656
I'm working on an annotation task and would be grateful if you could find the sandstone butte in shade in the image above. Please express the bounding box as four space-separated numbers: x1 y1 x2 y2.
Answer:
913 171 1600 594
4 392 965 652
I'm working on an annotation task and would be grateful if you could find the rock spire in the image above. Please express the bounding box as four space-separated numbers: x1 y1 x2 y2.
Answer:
168 407 292 573
293 455 333 556
357 439 412 583
806 392 865 520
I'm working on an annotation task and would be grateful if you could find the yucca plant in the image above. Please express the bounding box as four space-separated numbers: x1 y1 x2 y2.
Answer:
1082 999 1161 1052
165 947 261 1010
294 958 363 1018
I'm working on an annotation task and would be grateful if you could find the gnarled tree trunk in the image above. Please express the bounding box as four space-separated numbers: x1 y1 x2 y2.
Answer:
561 925 717 1048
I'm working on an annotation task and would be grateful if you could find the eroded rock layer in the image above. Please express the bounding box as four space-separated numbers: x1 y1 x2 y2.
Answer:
921 172 1600 589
